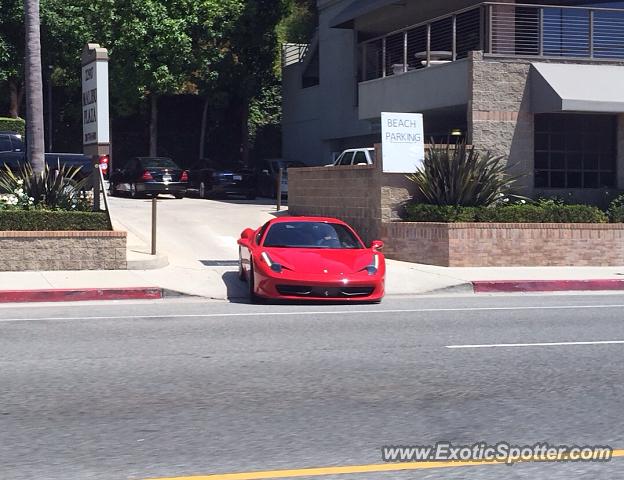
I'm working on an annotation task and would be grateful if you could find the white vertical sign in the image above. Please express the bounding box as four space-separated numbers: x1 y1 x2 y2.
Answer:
81 60 110 146
381 112 425 173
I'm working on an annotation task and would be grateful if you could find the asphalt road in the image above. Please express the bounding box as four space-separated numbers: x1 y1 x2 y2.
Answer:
1 294 624 480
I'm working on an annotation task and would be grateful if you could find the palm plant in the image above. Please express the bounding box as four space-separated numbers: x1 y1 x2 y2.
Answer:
0 163 90 210
407 142 522 207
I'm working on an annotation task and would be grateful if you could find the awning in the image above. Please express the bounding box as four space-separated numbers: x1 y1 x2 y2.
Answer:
330 0 401 29
531 62 624 113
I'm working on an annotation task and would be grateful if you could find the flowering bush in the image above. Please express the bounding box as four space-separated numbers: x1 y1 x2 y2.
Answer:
0 164 92 211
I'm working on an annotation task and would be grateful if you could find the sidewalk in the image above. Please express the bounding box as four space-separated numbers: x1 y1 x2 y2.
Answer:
2 260 624 303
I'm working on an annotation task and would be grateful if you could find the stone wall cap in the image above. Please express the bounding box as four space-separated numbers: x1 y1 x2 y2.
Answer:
394 222 624 229
0 230 126 238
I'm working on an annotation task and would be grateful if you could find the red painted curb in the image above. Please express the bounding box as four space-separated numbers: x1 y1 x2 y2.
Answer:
0 287 163 303
473 279 624 293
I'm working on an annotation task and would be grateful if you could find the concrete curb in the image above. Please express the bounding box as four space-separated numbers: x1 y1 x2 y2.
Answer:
473 279 624 293
0 287 163 303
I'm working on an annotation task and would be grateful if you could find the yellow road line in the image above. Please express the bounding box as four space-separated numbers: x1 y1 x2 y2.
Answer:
146 449 624 480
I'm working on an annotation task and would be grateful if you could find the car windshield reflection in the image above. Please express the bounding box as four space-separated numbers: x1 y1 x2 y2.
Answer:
263 222 363 249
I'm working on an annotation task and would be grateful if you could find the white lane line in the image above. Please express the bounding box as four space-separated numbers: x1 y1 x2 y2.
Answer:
1 303 624 322
447 340 624 349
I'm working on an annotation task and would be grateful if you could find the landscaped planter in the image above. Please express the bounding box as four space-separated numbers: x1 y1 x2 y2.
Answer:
0 231 127 271
381 222 624 267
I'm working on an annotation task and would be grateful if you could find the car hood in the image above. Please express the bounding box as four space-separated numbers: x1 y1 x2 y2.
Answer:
265 248 374 274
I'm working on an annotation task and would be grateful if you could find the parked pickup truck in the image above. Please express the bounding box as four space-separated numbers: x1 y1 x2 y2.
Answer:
0 131 94 183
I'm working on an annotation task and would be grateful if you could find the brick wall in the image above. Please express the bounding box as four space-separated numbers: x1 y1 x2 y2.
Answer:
0 231 127 271
381 222 624 267
288 146 418 244
288 164 381 243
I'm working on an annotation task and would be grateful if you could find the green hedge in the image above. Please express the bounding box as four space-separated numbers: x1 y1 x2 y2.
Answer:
0 117 26 136
406 203 609 224
0 210 111 231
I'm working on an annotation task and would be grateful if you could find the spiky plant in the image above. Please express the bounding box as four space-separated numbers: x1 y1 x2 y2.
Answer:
0 163 90 210
407 142 522 207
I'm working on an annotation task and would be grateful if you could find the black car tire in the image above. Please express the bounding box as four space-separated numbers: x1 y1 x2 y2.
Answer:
109 182 117 196
238 248 246 281
174 192 185 199
248 262 265 304
129 183 138 199
246 190 257 200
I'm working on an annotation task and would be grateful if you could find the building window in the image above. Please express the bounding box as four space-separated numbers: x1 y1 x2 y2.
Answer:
534 113 616 188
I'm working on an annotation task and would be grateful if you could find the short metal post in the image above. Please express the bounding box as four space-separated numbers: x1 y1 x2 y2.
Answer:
403 31 408 72
539 8 544 56
589 9 594 58
426 23 431 67
92 158 101 211
381 37 387 77
276 168 283 212
452 15 457 61
151 197 157 255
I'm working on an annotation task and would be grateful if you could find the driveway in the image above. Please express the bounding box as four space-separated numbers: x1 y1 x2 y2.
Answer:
107 194 280 298
109 195 277 266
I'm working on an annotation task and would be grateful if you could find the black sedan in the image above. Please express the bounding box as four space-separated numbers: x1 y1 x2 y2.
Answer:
188 160 256 199
109 157 188 199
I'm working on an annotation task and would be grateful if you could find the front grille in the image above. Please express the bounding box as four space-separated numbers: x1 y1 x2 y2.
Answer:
276 285 374 298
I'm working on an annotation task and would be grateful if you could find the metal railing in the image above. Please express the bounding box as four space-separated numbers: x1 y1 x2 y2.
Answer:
360 2 624 82
282 43 309 66
487 2 624 59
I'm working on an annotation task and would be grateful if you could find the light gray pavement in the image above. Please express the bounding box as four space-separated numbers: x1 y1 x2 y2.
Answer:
1 294 623 479
1 195 624 298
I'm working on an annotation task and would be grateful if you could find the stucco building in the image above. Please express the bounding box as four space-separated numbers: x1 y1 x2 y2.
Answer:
282 0 624 203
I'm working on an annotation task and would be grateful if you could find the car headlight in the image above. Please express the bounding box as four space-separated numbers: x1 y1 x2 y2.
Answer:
261 252 283 273
364 254 379 275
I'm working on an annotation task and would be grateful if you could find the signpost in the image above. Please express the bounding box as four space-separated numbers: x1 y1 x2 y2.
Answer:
381 112 425 173
81 43 110 210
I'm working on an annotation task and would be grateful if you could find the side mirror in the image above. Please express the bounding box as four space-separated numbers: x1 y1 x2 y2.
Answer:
371 240 384 251
240 228 255 241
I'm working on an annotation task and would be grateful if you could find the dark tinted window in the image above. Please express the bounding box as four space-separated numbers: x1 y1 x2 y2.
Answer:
0 136 12 152
140 157 179 169
534 113 616 189
263 222 363 249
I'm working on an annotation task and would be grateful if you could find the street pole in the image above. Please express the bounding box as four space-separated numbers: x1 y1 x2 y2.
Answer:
151 197 157 255
276 167 283 211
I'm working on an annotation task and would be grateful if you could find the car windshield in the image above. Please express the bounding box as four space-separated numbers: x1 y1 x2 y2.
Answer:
263 222 363 249
140 157 179 169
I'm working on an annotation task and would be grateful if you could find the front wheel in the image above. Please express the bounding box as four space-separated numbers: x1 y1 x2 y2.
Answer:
247 262 265 304
109 182 117 196
238 249 246 281
174 192 185 199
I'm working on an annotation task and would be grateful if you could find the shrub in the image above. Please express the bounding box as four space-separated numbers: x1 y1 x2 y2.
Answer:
0 210 111 231
407 142 522 207
0 163 91 211
406 201 608 223
0 117 25 136
608 195 624 223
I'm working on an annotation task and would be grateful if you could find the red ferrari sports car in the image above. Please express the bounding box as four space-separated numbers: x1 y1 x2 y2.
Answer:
237 216 385 303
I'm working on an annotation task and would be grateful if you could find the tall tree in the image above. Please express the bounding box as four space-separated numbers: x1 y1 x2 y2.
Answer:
24 0 45 173
221 0 290 165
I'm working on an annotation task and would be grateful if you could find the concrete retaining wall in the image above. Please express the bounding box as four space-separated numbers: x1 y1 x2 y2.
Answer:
381 222 624 267
0 231 127 271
